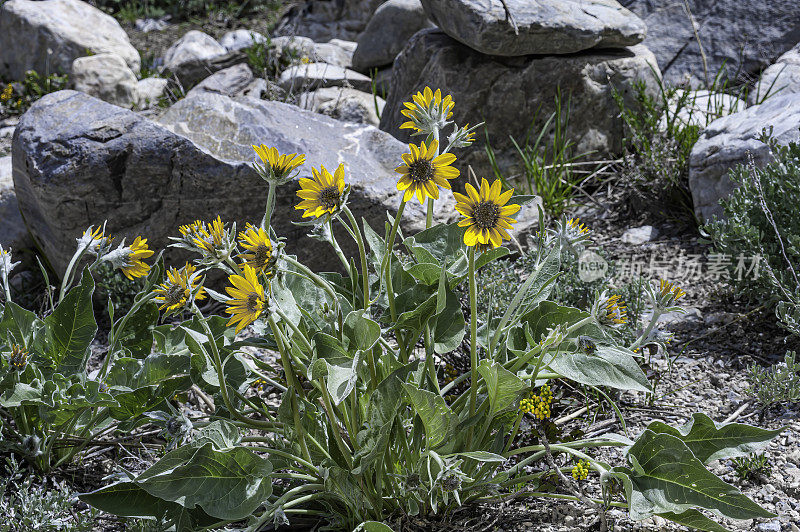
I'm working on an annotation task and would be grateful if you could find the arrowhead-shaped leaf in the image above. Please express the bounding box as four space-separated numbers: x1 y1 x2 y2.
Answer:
402 383 456 451
478 360 526 418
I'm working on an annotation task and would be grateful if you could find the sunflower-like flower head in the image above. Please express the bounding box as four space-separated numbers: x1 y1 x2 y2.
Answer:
549 216 592 253
295 163 349 220
172 217 237 264
153 262 206 314
395 140 459 204
100 236 154 280
76 225 113 257
446 122 480 149
454 178 520 250
592 292 628 327
225 265 268 333
572 459 590 481
252 144 305 185
0 245 20 285
400 86 455 136
238 224 278 276
652 279 687 310
9 344 28 371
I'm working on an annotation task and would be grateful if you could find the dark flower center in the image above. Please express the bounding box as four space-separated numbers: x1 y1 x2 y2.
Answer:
408 159 434 183
319 186 340 209
253 245 271 267
473 201 500 229
165 284 187 307
247 293 262 313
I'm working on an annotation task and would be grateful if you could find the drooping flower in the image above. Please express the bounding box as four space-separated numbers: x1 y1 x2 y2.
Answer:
225 265 267 333
153 263 206 313
295 164 346 219
192 216 227 255
454 178 520 249
395 140 459 204
101 237 153 280
238 224 275 275
76 225 112 256
400 86 454 134
252 144 305 183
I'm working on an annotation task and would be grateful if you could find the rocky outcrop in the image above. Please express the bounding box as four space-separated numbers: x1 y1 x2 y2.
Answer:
749 43 800 106
352 0 433 71
219 29 269 53
185 64 258 99
689 94 800 221
0 0 140 79
299 87 385 126
273 0 384 42
622 0 800 87
70 53 138 108
12 90 461 273
420 0 646 57
380 30 660 175
279 62 372 93
271 36 356 68
0 156 28 250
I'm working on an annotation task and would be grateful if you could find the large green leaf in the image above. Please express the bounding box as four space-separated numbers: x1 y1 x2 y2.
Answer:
343 311 381 352
477 360 526 418
521 301 603 343
645 412 782 464
0 301 41 346
353 522 395 532
432 281 466 354
80 481 218 531
547 346 651 393
42 270 97 374
136 441 273 520
111 300 159 358
613 430 774 521
402 383 456 451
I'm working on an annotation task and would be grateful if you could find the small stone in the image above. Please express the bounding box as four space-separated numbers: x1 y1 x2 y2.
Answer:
756 521 781 532
71 53 138 107
621 225 658 245
163 30 226 77
134 17 169 33
219 29 268 53
135 77 169 108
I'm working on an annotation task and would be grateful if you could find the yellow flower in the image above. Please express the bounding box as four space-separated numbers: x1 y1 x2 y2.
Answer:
395 140 459 204
252 144 305 181
120 237 153 280
572 459 590 481
0 84 12 102
295 163 346 218
193 216 226 255
153 263 206 312
659 279 686 303
400 86 454 133
602 294 627 325
178 220 204 240
225 265 267 333
566 218 588 236
238 224 274 275
454 178 520 249
520 384 553 420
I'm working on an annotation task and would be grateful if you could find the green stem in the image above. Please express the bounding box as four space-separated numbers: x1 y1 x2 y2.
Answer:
282 255 338 303
467 246 478 447
343 206 370 311
101 292 155 379
328 219 352 273
261 181 276 231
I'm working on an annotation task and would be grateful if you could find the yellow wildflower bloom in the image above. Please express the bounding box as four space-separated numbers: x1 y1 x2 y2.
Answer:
252 144 305 180
659 279 686 303
395 140 459 204
225 265 267 333
567 218 588 235
572 459 590 481
520 384 553 420
153 263 206 312
0 84 12 102
192 216 226 255
454 178 520 249
400 86 454 133
238 224 274 275
120 237 153 280
602 294 628 325
295 163 346 218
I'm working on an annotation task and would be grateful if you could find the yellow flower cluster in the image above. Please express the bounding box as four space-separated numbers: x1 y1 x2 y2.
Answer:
1 84 12 102
572 459 590 481
520 384 553 420
602 294 628 325
659 279 686 304
252 378 268 391
120 237 154 280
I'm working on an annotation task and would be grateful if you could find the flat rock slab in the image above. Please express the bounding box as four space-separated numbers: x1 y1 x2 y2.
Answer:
421 0 646 56
689 93 800 221
279 62 372 93
380 29 660 177
12 90 456 273
749 43 800 106
0 0 140 79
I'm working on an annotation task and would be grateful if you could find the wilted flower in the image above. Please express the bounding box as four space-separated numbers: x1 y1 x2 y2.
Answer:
577 335 597 355
9 344 27 371
76 225 112 256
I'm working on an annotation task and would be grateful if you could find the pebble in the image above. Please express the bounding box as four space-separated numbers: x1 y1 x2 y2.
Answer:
755 522 781 532
621 225 659 245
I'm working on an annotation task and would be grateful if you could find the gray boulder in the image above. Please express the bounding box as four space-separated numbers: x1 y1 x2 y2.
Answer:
420 0 646 57
163 30 228 85
186 64 256 99
70 53 138 107
0 156 28 250
380 30 661 176
689 94 800 221
12 90 452 273
622 0 800 87
299 87 385 126
135 77 169 108
271 36 355 68
749 43 800 106
0 0 140 79
273 0 384 42
279 62 372 93
352 0 433 71
219 29 269 53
